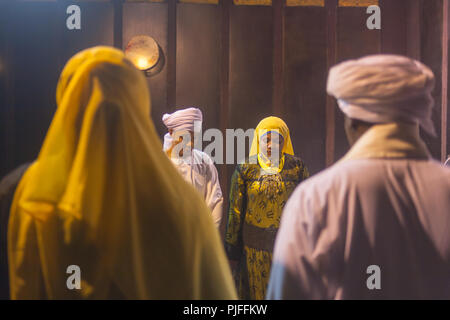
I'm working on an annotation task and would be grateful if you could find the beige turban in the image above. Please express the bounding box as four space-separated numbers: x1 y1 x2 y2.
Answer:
327 54 436 136
162 107 203 133
162 107 203 151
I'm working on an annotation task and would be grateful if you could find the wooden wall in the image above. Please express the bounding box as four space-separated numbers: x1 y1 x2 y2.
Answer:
0 0 448 235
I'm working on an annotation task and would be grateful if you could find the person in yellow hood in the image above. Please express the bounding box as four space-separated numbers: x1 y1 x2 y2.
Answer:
224 116 309 300
7 46 237 299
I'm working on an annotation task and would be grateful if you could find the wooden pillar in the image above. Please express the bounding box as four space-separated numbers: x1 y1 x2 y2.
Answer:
406 0 421 60
219 0 231 238
167 0 177 111
325 0 337 166
380 0 407 55
113 0 123 49
0 2 15 177
442 0 448 162
272 0 285 116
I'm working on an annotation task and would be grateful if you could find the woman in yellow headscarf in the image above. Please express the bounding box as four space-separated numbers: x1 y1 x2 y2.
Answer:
7 46 236 299
225 116 309 300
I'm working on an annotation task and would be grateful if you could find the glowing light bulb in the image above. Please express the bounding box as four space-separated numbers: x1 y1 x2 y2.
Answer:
136 57 149 70
125 35 160 73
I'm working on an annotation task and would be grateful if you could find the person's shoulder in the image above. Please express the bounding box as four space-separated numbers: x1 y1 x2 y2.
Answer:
289 160 359 198
284 154 306 169
234 155 259 176
291 157 447 198
192 150 222 179
193 149 215 165
281 162 353 228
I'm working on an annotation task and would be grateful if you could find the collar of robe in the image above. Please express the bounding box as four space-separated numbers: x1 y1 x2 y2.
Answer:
341 122 431 162
257 153 285 174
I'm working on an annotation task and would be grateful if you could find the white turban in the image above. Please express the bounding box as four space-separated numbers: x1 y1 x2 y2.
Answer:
162 107 203 151
327 54 436 136
162 107 203 133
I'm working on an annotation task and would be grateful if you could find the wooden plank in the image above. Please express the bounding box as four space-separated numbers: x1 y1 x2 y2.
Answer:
339 0 378 6
7 2 62 171
234 0 272 5
167 0 177 111
272 0 285 116
113 0 123 49
442 0 448 162
380 0 406 55
325 0 337 166
406 0 421 60
59 1 115 64
123 2 168 136
421 0 443 160
179 0 219 3
176 3 220 129
229 5 273 133
284 6 327 174
0 2 15 177
335 6 380 160
286 0 324 6
219 0 231 238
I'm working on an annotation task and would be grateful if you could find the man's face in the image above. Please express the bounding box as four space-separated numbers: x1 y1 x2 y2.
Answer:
169 130 194 157
259 131 284 159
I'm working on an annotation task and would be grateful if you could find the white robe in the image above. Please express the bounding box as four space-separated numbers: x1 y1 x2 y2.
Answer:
168 147 224 228
267 123 450 299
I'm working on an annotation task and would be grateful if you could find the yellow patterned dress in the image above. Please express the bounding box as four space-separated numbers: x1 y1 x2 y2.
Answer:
225 153 309 300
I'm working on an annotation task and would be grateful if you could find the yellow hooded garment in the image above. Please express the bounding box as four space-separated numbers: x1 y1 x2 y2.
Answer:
8 46 237 300
249 116 294 173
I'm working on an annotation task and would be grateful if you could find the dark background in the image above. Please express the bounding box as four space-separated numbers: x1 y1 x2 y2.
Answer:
0 0 448 236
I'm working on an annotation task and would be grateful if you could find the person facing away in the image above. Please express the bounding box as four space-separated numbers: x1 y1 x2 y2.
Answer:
162 107 224 228
7 46 237 300
267 54 450 300
225 116 310 300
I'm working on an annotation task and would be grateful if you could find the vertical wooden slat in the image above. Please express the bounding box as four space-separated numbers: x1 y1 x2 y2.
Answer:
272 0 284 116
123 2 168 136
442 0 448 162
113 0 123 49
1 2 15 177
406 0 421 60
167 0 177 111
219 0 231 239
325 0 337 166
380 0 407 55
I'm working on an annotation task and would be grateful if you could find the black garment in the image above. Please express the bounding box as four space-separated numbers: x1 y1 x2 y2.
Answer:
0 163 31 300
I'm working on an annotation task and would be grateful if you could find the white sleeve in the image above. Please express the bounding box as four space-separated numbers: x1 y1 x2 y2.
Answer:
205 161 223 228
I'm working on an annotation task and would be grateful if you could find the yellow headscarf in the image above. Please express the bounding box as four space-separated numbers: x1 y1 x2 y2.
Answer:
249 116 294 173
8 46 236 299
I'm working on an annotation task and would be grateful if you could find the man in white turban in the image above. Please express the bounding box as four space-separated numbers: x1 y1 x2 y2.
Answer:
267 54 450 299
162 107 224 228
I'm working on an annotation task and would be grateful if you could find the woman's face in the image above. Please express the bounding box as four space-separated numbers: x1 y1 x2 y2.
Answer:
259 131 284 159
